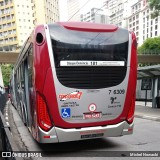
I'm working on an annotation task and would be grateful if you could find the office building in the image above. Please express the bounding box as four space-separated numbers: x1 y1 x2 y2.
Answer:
0 0 34 51
0 0 59 51
33 0 59 25
80 8 109 24
104 0 130 27
128 0 160 46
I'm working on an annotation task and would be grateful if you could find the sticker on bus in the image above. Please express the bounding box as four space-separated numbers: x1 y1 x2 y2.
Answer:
88 103 97 112
61 108 71 118
60 61 125 66
61 102 80 108
59 91 82 101
83 112 102 119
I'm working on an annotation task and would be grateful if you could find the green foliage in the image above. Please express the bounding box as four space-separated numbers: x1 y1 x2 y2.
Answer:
1 64 13 87
138 37 160 54
148 0 160 18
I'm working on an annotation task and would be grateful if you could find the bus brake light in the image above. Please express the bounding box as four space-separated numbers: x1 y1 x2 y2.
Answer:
37 93 52 131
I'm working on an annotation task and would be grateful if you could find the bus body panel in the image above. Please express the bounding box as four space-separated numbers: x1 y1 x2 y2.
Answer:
34 25 51 93
31 25 53 139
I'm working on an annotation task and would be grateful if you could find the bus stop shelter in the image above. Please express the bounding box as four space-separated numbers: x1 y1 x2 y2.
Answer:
138 65 160 108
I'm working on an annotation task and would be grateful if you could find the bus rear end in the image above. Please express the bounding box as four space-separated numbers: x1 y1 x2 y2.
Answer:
34 22 137 143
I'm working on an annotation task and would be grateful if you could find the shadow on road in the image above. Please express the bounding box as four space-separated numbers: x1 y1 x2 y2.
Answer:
35 138 122 157
38 138 118 151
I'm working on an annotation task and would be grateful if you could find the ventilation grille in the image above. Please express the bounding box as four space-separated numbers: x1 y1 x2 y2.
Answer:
55 67 127 89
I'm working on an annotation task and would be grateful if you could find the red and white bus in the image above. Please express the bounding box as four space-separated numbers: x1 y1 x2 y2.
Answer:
10 22 137 143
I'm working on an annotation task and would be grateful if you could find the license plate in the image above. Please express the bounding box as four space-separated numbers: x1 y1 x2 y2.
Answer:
83 112 101 119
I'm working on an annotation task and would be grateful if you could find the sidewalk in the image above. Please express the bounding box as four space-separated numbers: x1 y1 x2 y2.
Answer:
135 101 160 121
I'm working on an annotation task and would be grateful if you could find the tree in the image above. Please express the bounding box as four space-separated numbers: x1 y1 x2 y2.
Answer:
138 37 160 54
148 0 160 18
1 64 13 87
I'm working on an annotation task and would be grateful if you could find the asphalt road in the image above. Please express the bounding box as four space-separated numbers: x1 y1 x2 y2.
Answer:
7 102 160 160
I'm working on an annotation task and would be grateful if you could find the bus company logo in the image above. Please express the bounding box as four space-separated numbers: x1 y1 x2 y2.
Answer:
110 97 117 104
59 91 82 101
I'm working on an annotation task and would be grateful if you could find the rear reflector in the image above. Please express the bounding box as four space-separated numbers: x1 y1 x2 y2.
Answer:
128 128 133 132
43 135 57 139
127 95 135 124
37 92 52 131
44 136 50 139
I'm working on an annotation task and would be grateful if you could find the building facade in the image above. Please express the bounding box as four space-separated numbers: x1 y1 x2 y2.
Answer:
127 0 160 46
0 0 59 52
14 0 35 47
104 0 130 28
0 0 20 51
80 8 109 24
33 0 59 25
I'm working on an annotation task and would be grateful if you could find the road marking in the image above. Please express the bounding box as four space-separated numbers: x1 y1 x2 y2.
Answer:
142 115 159 119
0 101 10 129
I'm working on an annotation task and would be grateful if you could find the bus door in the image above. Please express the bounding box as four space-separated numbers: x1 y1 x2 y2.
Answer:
15 67 21 112
19 62 28 124
24 45 33 129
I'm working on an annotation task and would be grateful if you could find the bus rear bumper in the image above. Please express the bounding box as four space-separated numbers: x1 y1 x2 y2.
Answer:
37 121 133 143
56 121 133 142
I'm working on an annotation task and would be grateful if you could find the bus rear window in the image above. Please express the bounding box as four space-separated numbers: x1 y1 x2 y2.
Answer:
48 24 129 67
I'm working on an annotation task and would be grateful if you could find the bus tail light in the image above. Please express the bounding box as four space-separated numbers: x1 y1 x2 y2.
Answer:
37 93 52 131
127 95 135 124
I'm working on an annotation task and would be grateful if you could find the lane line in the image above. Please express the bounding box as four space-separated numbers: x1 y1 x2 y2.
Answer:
142 115 160 119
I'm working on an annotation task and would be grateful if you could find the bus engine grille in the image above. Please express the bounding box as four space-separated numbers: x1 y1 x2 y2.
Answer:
55 67 127 89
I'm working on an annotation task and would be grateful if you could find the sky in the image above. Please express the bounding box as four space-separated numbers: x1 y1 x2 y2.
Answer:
59 0 104 21
59 0 68 21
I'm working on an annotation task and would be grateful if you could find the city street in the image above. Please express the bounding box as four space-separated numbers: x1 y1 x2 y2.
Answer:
6 102 160 159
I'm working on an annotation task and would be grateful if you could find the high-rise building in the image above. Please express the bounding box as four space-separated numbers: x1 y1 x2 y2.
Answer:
14 0 35 47
33 0 59 25
0 0 15 51
0 0 59 52
67 0 80 21
127 0 160 46
80 8 109 24
104 0 131 27
0 0 34 51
